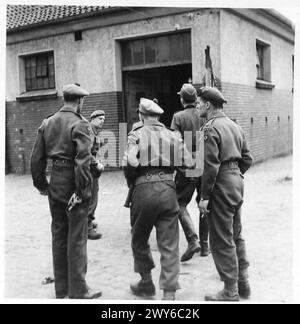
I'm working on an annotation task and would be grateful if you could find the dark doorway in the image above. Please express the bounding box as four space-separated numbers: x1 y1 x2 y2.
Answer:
123 63 192 129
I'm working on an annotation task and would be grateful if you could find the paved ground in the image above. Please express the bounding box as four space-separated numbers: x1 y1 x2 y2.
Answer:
5 155 293 303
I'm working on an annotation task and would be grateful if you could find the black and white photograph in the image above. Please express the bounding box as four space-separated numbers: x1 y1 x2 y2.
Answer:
1 0 300 305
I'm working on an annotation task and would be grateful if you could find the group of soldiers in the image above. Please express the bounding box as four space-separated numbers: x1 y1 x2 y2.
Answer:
31 81 252 301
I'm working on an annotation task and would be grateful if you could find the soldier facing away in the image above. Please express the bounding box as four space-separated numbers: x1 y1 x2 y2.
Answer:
171 83 209 262
197 86 253 301
30 83 102 299
123 98 194 300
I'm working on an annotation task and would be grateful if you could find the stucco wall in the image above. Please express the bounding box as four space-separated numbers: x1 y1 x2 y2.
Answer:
6 8 220 101
220 10 294 89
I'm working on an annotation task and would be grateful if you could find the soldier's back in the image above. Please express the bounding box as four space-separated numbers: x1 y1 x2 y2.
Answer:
44 108 89 160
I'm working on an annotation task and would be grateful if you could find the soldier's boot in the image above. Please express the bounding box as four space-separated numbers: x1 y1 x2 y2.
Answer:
205 282 239 302
162 291 176 301
238 269 251 299
200 242 210 257
88 221 102 240
179 207 200 262
69 289 102 299
199 212 209 257
130 272 156 297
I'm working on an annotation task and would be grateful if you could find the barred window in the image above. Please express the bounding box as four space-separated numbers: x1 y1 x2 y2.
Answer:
25 52 55 91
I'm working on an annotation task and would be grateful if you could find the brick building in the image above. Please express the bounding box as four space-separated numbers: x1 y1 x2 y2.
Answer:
6 5 294 173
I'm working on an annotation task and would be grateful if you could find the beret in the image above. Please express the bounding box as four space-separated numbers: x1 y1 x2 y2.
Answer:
62 83 89 97
197 86 227 104
90 110 105 119
137 98 164 115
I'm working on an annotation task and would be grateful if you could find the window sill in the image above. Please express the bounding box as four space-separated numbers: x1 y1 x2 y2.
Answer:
255 79 275 90
16 89 58 101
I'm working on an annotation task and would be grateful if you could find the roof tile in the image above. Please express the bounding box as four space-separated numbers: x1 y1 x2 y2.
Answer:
7 5 109 31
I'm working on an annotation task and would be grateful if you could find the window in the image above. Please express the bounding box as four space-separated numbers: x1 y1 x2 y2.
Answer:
122 31 191 70
24 52 55 91
256 40 271 82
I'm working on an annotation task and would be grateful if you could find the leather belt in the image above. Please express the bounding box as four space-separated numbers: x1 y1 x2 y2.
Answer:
52 158 74 168
135 172 174 186
220 160 239 170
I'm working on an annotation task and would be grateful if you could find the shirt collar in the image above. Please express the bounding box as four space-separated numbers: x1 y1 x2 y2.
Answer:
207 109 226 122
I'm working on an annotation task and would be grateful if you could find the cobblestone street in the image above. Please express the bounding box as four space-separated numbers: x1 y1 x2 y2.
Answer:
5 155 293 303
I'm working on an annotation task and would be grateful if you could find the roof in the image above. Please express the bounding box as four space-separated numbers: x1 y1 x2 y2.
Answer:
7 5 294 33
6 5 111 31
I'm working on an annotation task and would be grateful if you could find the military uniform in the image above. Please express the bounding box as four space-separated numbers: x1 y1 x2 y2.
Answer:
88 110 106 240
123 98 194 299
172 83 209 261
199 94 253 300
31 84 100 299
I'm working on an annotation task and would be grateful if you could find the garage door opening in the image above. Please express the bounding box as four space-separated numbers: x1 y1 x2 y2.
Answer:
121 30 192 129
123 64 192 128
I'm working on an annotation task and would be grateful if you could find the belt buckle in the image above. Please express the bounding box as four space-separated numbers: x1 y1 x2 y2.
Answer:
145 172 152 180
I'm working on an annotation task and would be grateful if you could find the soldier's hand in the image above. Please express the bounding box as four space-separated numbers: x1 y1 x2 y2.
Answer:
199 199 210 216
97 162 105 172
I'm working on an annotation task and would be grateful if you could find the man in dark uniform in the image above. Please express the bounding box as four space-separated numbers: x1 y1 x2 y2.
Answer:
123 98 194 300
171 83 209 262
197 86 253 301
31 83 102 299
87 110 105 240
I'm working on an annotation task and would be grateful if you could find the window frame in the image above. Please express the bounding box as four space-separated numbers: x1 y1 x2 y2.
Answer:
255 39 274 89
18 50 56 94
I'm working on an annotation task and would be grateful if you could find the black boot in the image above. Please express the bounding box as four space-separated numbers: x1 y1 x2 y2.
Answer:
199 212 209 257
179 206 200 262
88 221 102 240
181 241 201 262
130 280 156 297
200 242 210 257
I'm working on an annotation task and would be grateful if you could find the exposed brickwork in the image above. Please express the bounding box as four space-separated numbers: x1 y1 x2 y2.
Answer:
221 82 293 162
5 84 293 174
5 91 123 174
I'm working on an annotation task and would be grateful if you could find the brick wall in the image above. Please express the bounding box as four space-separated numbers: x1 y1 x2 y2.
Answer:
5 91 124 174
221 82 293 162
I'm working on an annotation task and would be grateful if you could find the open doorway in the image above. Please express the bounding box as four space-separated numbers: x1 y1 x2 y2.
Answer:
123 63 192 129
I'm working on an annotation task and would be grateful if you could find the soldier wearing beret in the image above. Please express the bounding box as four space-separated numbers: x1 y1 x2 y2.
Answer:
30 83 102 299
87 110 105 240
171 83 209 262
197 86 253 301
123 98 194 300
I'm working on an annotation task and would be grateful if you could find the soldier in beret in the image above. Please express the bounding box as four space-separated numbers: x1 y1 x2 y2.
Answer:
87 110 105 240
30 83 102 299
171 83 209 262
197 86 253 301
123 98 194 300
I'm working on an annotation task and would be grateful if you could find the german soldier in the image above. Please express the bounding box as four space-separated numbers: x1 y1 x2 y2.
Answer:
123 98 194 300
30 83 102 299
87 110 105 240
197 86 253 301
171 83 209 262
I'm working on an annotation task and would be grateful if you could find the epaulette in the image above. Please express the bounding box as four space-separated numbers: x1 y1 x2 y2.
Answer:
202 117 217 132
130 123 144 134
166 126 176 132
